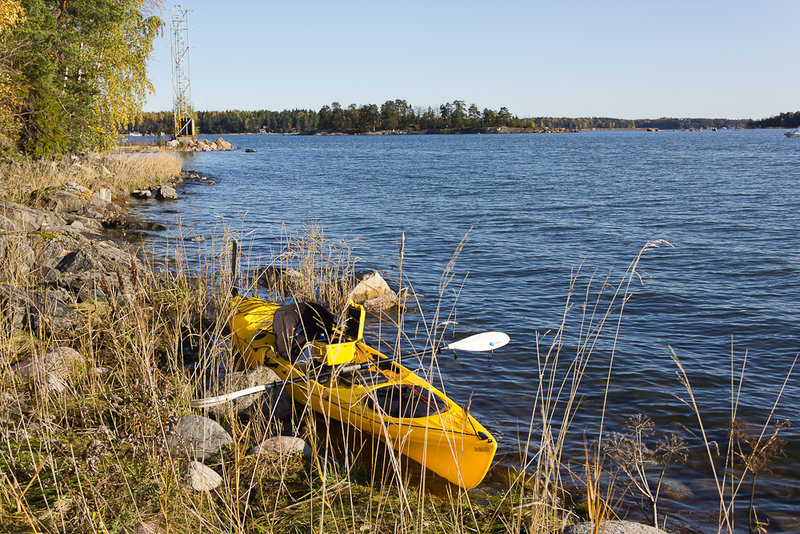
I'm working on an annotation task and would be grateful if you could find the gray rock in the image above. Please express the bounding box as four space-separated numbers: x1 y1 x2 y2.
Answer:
30 182 124 225
0 235 36 277
167 415 232 460
13 346 85 393
176 136 194 148
215 137 232 150
28 236 138 303
0 285 79 334
56 249 95 275
131 189 152 200
187 461 222 491
88 366 110 378
350 270 397 304
75 282 106 303
253 436 312 459
133 521 164 534
96 188 112 203
0 214 15 231
257 266 304 292
363 295 399 313
70 215 104 232
0 200 66 231
155 184 179 201
563 521 667 534
658 477 693 501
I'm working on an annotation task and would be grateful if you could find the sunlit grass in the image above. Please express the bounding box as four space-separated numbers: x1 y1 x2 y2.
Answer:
0 152 182 203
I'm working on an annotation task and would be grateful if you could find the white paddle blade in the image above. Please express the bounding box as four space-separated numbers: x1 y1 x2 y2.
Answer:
445 331 510 352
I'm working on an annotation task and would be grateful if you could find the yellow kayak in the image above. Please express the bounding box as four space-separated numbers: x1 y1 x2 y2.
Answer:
228 296 498 490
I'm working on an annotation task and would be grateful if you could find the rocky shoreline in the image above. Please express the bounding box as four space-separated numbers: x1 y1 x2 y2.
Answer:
300 125 580 135
0 159 325 531
0 181 171 335
0 154 411 503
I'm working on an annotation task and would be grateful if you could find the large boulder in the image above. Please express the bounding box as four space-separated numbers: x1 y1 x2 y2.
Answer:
0 200 66 231
29 182 124 226
176 136 195 148
196 139 215 152
349 270 405 312
350 270 394 303
28 231 144 303
166 415 233 460
0 284 79 334
155 184 179 201
215 137 232 150
13 346 85 393
564 521 668 534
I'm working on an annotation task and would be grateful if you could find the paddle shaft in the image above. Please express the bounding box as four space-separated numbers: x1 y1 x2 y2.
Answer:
192 344 448 408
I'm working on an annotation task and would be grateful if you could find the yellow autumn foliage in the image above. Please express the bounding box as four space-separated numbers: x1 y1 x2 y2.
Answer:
0 0 24 146
0 0 24 33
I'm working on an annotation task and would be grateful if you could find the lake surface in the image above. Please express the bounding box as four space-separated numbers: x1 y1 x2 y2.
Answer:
131 130 800 531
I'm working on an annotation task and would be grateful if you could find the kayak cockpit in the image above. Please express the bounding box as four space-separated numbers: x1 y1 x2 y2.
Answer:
363 383 450 419
240 299 367 368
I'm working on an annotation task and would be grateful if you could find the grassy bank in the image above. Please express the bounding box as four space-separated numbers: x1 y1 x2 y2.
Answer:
0 227 563 533
0 209 795 532
0 152 183 204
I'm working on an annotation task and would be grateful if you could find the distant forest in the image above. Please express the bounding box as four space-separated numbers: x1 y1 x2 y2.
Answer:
748 111 800 129
130 100 788 135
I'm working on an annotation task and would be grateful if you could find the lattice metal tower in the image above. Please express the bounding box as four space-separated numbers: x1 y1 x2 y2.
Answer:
170 6 195 138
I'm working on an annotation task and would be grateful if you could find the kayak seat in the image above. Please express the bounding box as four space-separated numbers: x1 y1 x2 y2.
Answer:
365 384 449 419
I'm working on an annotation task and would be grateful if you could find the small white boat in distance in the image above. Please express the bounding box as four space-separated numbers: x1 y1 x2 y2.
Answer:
785 129 800 137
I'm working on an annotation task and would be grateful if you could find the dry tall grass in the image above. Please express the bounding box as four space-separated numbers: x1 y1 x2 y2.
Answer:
0 227 795 534
0 152 182 203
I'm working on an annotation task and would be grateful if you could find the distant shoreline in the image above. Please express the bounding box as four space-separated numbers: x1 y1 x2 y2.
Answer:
122 126 765 141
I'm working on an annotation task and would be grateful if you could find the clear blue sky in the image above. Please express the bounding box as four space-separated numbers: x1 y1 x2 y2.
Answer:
143 1 800 120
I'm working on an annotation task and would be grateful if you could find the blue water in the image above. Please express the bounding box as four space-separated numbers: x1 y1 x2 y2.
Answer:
132 130 800 530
